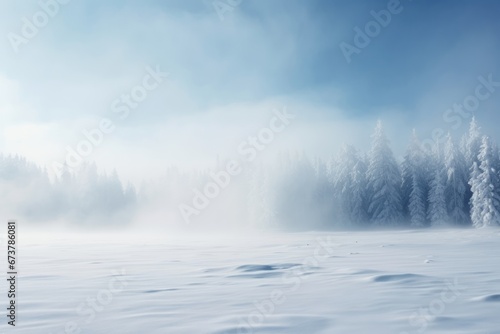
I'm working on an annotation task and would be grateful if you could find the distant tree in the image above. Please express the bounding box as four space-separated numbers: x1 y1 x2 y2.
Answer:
428 165 448 226
334 145 367 226
443 134 470 225
247 163 275 228
426 139 449 226
0 154 56 221
350 159 368 224
409 173 427 227
124 182 137 206
402 130 429 227
366 121 403 226
274 152 318 230
311 157 336 229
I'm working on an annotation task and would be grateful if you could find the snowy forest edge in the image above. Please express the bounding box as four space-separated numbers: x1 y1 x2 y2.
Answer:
2 117 500 231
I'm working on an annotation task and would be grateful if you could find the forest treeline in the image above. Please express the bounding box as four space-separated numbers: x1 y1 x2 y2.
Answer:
1 118 498 229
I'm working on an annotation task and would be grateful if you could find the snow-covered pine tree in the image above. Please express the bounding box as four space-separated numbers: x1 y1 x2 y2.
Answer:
409 173 426 227
461 117 483 221
349 159 368 224
333 144 356 223
475 136 500 227
464 117 482 168
428 165 448 226
334 144 367 226
401 134 415 220
469 162 482 228
444 134 470 225
490 140 500 177
402 130 429 227
427 141 448 226
366 121 403 226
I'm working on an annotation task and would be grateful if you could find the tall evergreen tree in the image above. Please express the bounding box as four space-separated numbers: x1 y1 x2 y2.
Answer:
402 130 429 226
409 173 427 227
366 121 403 226
464 117 482 168
428 165 448 226
462 117 483 219
473 136 500 227
349 159 368 224
469 162 482 228
334 144 367 225
444 134 470 225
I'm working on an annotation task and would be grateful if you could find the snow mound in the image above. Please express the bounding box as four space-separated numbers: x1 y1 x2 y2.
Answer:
472 294 500 302
368 273 427 283
236 263 301 272
228 263 303 279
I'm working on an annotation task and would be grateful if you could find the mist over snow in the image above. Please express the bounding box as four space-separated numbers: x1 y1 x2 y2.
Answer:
2 1 500 334
0 1 500 235
2 116 500 235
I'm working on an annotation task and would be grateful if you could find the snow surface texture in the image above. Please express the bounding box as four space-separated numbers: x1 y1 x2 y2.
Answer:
3 229 500 334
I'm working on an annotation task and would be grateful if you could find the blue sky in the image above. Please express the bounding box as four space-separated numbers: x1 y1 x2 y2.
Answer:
1 0 499 181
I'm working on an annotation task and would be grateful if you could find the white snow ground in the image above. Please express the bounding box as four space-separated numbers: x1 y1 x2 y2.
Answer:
2 228 500 334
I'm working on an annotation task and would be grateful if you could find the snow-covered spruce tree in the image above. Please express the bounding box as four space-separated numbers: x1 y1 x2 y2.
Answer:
462 117 483 217
469 162 482 228
428 164 449 226
350 159 368 225
401 135 414 219
334 144 367 226
366 121 403 226
491 140 500 178
333 145 353 219
444 134 470 225
402 130 429 227
473 136 500 227
409 173 427 227
464 117 482 169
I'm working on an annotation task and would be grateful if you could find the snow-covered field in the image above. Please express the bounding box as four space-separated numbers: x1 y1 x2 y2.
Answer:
5 228 500 334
